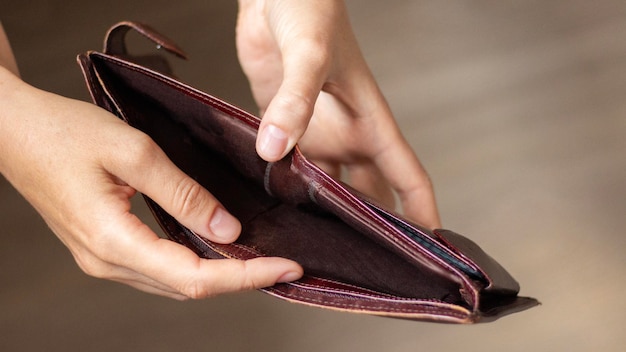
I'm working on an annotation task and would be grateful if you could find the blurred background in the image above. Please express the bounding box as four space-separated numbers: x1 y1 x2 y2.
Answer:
1 1 625 351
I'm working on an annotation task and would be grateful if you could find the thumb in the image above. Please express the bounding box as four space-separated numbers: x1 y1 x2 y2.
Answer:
255 41 329 161
106 132 241 244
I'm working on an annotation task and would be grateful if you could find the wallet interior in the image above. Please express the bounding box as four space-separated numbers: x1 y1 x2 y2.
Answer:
93 55 469 307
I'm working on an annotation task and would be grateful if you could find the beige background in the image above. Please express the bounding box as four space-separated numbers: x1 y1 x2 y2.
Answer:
1 1 625 351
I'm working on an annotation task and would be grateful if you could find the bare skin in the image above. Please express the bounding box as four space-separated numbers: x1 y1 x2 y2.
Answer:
0 0 439 300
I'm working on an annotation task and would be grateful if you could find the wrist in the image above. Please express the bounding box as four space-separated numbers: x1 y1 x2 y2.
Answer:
0 66 35 178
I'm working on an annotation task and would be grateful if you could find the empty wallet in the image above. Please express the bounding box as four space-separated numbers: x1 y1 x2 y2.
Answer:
77 22 538 323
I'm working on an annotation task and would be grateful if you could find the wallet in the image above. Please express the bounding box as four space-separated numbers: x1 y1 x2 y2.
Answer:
77 22 538 323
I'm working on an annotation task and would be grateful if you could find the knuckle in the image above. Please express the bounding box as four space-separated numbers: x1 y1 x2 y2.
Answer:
171 179 208 218
177 260 262 299
74 252 111 279
179 280 214 300
240 276 258 292
274 91 314 121
239 260 261 291
294 38 331 64
70 225 144 281
123 132 160 167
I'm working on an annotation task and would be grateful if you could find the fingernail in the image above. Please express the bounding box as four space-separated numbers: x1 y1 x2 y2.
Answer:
259 124 288 160
209 207 240 242
277 271 302 283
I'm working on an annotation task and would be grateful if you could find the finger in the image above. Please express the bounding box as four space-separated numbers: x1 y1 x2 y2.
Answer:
235 0 283 110
68 233 186 300
373 138 441 229
346 162 395 209
104 131 241 244
121 227 303 298
91 209 303 299
256 40 329 161
121 252 303 299
185 257 304 298
320 62 441 228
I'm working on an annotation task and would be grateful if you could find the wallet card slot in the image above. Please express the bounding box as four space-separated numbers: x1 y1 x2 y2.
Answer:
366 205 485 282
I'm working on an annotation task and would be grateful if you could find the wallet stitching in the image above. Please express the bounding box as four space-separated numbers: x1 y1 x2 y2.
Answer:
93 53 480 316
267 287 469 319
289 281 448 304
294 156 476 293
81 36 535 322
203 239 266 259
297 277 398 298
171 217 468 316
94 54 464 280
94 54 262 129
296 157 420 256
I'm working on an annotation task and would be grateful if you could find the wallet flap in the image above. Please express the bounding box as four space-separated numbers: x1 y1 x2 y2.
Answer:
433 229 520 293
104 21 187 59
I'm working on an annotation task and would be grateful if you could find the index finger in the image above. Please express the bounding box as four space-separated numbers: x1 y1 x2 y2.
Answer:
256 39 329 162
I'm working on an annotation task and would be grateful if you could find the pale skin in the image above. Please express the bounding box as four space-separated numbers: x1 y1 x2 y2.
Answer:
0 0 440 300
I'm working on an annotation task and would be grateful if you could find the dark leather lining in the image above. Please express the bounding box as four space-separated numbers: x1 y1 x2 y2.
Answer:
93 56 466 305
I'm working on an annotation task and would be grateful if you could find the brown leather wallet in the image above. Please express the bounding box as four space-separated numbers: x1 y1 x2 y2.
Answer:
77 22 538 323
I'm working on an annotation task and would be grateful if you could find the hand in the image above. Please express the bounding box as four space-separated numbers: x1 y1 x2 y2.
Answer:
0 67 303 299
236 0 441 228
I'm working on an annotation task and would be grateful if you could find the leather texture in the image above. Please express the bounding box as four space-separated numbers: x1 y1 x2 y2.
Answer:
77 22 539 323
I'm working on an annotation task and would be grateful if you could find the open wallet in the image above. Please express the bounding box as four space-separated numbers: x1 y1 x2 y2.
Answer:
77 22 538 323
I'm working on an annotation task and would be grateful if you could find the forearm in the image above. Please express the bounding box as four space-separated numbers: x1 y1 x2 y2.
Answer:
0 22 20 77
0 22 25 178
0 64 31 181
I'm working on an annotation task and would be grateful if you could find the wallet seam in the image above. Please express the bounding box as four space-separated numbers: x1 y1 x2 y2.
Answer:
296 155 465 278
92 53 262 130
92 52 471 293
289 280 451 304
82 48 537 323
190 228 459 305
264 286 471 320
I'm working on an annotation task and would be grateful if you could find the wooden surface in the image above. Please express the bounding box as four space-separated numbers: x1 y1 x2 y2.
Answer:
1 1 625 351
